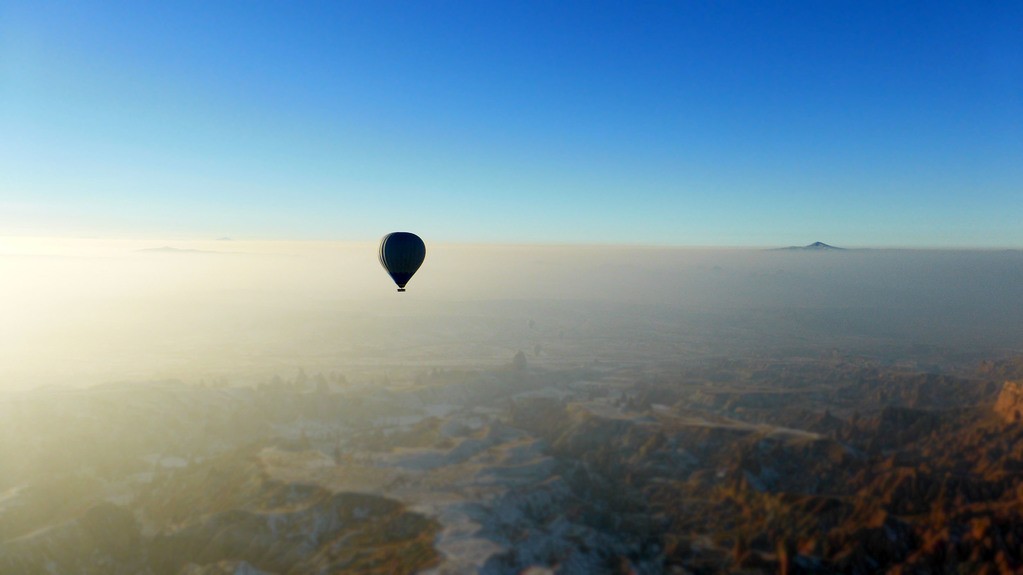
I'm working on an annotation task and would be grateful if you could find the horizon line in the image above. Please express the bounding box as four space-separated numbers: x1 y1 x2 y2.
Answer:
1 233 1021 252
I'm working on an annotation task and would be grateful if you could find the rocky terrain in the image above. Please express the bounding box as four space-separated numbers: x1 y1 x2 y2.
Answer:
3 354 1023 573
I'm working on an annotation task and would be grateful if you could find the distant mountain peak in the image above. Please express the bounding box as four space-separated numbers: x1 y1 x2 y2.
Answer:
777 241 845 251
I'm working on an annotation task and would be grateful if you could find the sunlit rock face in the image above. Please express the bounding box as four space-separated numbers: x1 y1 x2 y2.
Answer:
994 381 1023 423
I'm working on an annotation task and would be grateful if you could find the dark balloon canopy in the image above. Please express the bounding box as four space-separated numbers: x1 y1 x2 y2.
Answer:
378 232 426 292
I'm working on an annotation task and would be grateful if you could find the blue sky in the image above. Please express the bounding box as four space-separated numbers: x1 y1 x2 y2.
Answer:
2 1 1021 246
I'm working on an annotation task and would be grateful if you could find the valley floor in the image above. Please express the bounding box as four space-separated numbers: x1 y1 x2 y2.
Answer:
3 353 1023 574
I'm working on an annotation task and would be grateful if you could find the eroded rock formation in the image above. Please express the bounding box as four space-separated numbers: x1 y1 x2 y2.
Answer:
994 380 1023 423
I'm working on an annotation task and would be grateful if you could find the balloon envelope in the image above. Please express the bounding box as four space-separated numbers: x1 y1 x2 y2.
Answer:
378 232 426 292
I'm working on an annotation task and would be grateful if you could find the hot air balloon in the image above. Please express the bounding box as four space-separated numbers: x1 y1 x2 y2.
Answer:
378 232 426 292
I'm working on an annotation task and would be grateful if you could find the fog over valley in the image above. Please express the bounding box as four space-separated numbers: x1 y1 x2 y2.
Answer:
5 239 1023 573
2 239 1022 389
